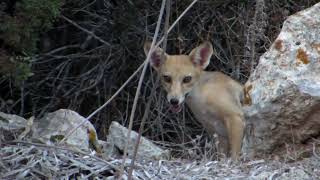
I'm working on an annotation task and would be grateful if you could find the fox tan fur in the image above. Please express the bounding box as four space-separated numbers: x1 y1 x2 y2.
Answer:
144 41 245 160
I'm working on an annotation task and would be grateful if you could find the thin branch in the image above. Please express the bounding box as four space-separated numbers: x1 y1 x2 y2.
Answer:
119 0 167 178
155 0 198 47
61 15 111 47
59 62 145 144
127 0 171 179
4 140 120 171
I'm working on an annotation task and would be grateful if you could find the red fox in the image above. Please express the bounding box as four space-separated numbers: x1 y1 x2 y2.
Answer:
144 41 245 160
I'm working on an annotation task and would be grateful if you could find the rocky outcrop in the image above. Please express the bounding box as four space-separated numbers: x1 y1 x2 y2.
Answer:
0 109 169 160
243 3 320 156
32 109 97 151
107 121 170 160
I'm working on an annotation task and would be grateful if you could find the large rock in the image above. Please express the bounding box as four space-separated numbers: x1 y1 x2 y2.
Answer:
0 112 27 131
0 112 27 141
243 3 320 156
107 121 170 160
32 109 97 151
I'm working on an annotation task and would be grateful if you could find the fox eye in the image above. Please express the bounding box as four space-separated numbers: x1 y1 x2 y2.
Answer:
183 76 192 83
162 75 172 83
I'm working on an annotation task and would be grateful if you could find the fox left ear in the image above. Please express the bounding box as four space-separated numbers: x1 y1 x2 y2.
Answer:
189 41 213 69
144 41 167 71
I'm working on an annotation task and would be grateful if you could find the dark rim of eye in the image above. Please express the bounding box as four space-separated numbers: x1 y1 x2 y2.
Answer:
162 75 171 83
183 76 192 83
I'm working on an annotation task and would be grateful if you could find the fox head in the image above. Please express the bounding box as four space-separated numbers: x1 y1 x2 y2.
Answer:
144 41 213 112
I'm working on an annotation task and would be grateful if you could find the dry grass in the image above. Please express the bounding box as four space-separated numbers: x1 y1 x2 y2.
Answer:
1 140 320 179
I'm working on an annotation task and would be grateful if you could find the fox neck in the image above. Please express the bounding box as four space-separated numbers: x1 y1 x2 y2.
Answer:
186 70 206 98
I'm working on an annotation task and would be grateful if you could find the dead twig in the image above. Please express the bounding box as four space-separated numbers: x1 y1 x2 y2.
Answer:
119 0 167 178
61 15 111 47
5 140 120 171
127 0 171 178
59 62 145 144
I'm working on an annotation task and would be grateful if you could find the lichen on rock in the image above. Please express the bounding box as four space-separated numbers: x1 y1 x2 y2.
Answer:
243 3 320 157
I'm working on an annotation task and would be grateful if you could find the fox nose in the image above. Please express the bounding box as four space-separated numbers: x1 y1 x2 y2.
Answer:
170 98 179 106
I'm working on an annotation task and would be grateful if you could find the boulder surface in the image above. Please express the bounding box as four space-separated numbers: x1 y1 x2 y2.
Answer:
107 121 170 160
32 109 97 150
243 3 320 156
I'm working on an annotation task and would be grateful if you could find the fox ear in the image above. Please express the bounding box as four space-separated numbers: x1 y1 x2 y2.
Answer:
144 41 167 70
189 41 213 69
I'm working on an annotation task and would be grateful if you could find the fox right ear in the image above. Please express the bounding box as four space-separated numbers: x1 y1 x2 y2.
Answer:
189 41 213 69
144 41 166 70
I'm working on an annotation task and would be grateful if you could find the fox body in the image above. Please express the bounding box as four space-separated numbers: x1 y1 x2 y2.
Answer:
144 41 245 159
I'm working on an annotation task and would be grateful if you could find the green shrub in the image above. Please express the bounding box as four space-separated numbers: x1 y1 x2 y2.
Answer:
0 0 62 54
0 0 62 82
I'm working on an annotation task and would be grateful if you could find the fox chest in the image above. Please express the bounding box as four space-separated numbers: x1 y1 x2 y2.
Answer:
186 92 228 137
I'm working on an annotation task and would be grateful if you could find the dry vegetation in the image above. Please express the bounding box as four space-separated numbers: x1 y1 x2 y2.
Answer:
1 140 320 179
1 1 320 178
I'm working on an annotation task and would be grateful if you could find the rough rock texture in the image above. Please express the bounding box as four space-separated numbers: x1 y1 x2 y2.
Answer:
32 109 96 150
0 112 27 131
0 112 27 141
107 121 170 160
243 3 320 157
99 139 121 158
